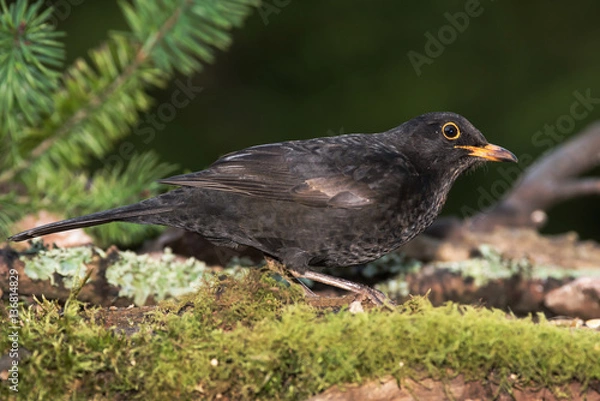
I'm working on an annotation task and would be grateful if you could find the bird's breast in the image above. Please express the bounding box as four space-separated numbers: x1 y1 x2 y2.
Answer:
384 177 451 248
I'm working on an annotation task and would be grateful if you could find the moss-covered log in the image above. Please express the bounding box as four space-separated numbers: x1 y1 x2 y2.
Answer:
1 271 599 400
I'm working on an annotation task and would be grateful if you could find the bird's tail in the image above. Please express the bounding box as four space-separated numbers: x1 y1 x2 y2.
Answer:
8 199 176 242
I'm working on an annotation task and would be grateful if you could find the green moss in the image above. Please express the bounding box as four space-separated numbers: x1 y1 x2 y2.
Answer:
2 269 599 400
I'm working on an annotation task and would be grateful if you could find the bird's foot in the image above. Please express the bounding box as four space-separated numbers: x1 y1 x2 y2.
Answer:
355 286 395 309
289 268 396 310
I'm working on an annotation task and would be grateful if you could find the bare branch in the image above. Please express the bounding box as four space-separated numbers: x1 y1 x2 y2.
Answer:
468 121 600 230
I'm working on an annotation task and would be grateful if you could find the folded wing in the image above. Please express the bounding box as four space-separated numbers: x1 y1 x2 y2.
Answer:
160 137 413 209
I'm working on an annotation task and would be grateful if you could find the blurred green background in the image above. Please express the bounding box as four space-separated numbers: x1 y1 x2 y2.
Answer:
53 0 600 240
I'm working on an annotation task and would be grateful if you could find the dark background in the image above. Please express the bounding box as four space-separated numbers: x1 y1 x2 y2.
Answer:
53 0 600 240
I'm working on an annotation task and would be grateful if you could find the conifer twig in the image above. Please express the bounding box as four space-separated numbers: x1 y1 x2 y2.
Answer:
0 0 190 184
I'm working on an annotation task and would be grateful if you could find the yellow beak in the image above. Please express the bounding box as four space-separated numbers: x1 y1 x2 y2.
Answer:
455 143 518 163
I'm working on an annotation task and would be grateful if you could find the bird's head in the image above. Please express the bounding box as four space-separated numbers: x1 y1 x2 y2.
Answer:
390 111 517 177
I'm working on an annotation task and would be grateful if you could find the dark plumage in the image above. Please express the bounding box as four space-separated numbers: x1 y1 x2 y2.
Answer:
10 112 517 304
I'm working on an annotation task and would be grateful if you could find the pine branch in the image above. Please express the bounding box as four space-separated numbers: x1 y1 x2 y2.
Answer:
0 0 64 167
1 0 259 244
20 34 166 176
0 192 26 238
0 0 259 184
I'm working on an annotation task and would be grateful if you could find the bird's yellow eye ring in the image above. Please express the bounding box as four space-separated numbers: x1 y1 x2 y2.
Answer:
442 122 461 140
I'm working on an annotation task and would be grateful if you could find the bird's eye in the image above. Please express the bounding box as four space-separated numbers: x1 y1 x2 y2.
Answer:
442 122 461 140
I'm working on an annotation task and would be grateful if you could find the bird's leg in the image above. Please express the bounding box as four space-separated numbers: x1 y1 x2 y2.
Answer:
288 268 395 309
293 277 318 298
265 256 394 308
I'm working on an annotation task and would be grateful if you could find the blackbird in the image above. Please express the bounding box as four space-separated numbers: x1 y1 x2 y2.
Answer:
10 112 517 304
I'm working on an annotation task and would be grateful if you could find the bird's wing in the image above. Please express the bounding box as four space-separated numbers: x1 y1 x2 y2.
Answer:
159 137 415 209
